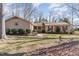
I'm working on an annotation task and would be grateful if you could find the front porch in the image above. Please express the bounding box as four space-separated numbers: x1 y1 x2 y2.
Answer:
33 25 69 33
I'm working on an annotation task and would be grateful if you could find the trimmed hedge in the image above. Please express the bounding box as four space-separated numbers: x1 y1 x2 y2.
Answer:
11 29 18 35
6 28 11 34
18 29 25 35
6 28 31 35
42 29 45 33
26 29 31 33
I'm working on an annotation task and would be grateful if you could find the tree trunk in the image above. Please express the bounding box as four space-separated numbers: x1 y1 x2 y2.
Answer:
0 3 6 39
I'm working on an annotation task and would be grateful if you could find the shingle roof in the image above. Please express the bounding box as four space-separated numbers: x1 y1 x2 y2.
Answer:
33 23 43 26
33 22 70 26
6 16 70 26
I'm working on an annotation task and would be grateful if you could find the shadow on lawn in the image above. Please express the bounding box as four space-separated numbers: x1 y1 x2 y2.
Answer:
6 38 53 46
7 38 52 44
0 52 26 56
28 40 79 56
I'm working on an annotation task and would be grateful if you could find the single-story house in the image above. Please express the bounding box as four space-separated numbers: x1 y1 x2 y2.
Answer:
5 16 33 31
5 16 70 33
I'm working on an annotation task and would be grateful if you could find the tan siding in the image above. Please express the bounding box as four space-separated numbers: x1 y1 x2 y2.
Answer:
5 18 33 31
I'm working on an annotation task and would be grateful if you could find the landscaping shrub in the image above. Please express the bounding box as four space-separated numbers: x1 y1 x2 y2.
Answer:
56 26 60 33
18 29 25 35
26 29 31 33
31 32 37 36
42 29 45 33
47 28 53 34
70 30 74 34
6 28 11 34
32 30 38 36
47 31 52 34
11 29 18 35
33 29 37 32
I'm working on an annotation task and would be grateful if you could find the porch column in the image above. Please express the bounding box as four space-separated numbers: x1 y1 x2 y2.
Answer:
60 26 63 32
41 26 42 31
53 26 56 32
36 26 38 30
0 3 6 39
45 26 48 32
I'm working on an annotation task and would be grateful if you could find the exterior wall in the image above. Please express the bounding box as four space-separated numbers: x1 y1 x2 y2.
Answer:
33 25 69 33
45 26 48 32
5 18 33 31
53 26 56 32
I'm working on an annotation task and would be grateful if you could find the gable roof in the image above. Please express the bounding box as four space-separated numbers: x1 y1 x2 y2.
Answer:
5 16 32 25
6 16 70 26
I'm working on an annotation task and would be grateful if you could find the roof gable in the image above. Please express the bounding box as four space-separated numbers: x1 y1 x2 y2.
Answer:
5 16 32 24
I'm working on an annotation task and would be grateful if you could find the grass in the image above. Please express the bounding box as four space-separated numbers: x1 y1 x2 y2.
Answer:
0 34 79 55
44 34 79 39
0 38 57 53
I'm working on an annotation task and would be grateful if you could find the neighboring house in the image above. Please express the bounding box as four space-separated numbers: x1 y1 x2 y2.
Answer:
33 22 70 33
5 16 33 31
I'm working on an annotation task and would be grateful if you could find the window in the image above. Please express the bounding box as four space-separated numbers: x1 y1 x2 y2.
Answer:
34 26 37 30
66 26 68 30
38 26 41 30
48 26 52 31
15 22 18 26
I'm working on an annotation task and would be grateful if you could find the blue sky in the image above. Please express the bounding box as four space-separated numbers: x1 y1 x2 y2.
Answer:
3 3 79 26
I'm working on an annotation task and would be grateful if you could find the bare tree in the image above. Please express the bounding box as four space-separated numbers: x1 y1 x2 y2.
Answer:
15 3 19 16
66 4 78 34
66 4 79 19
23 3 35 20
49 10 52 23
0 3 6 39
38 11 44 23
